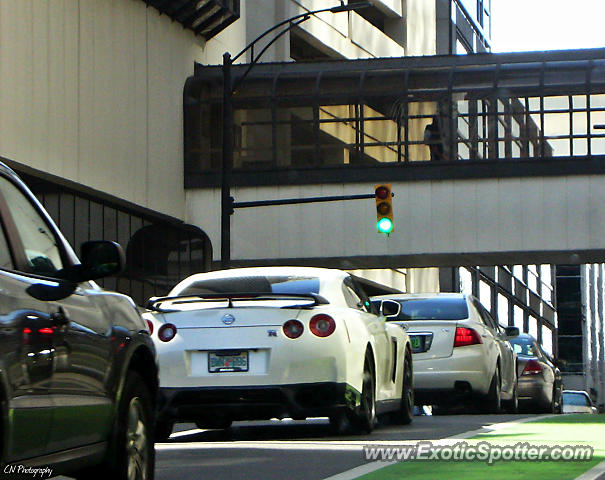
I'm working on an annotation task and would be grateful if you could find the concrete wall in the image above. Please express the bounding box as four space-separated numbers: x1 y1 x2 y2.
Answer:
405 0 437 56
187 175 605 266
0 0 222 219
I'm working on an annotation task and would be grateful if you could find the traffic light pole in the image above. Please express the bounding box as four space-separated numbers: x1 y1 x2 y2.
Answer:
232 193 376 209
220 2 371 269
221 52 234 269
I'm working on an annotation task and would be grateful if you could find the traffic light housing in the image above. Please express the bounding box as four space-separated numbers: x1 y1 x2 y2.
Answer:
375 184 394 234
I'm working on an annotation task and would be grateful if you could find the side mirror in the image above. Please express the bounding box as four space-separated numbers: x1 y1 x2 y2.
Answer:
380 299 401 318
26 241 124 301
78 241 125 281
504 326 520 338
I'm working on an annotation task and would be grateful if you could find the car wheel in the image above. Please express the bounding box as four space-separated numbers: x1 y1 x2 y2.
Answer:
392 351 414 425
155 419 174 442
544 386 557 414
329 411 351 435
503 380 518 413
351 354 376 434
78 372 154 480
483 367 501 414
554 387 563 414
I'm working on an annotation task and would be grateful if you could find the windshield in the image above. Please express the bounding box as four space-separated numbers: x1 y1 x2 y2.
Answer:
510 337 539 357
562 392 591 407
177 276 321 297
386 297 469 321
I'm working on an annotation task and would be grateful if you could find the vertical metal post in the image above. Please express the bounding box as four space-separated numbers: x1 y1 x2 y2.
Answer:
221 52 233 269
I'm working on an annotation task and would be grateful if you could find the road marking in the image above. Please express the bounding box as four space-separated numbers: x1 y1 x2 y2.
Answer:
574 460 605 480
447 414 556 439
321 461 397 480
320 415 556 480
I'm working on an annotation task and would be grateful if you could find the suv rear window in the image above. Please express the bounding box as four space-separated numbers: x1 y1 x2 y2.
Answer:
390 297 469 320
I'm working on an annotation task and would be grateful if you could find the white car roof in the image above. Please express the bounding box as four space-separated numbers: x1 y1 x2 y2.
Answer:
371 292 467 300
169 266 349 299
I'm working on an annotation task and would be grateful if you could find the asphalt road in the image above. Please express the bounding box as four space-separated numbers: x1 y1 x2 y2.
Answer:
155 414 537 480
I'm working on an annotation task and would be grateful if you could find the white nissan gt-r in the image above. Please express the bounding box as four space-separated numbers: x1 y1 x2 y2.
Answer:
144 266 414 439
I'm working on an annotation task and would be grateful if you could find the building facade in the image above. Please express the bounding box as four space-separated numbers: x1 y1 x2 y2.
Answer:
5 0 603 407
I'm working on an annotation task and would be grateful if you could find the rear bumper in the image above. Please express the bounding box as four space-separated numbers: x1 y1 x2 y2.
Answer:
412 350 491 404
158 382 357 422
518 377 551 405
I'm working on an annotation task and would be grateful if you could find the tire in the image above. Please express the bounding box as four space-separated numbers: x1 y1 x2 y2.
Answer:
392 351 414 425
553 386 562 414
329 411 350 435
503 380 518 413
155 419 174 442
483 367 502 414
543 386 558 414
350 354 376 434
77 371 154 480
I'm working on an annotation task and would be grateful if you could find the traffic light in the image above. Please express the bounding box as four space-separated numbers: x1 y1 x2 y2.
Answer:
375 184 394 234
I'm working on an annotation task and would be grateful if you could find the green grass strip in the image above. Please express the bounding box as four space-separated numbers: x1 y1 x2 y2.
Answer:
358 415 605 480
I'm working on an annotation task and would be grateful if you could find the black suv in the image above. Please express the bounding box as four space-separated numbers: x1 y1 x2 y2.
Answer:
0 161 158 479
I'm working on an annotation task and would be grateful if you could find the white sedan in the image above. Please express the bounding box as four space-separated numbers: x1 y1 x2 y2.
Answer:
371 293 519 413
144 266 414 438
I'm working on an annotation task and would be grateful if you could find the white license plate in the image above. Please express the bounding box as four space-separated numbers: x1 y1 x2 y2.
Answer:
208 350 249 373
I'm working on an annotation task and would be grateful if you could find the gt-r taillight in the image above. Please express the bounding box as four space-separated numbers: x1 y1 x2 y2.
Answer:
522 359 543 375
158 323 177 342
283 319 304 339
146 319 154 335
309 314 336 338
453 327 482 347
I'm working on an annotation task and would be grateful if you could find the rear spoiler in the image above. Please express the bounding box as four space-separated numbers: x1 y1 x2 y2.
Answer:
146 292 329 312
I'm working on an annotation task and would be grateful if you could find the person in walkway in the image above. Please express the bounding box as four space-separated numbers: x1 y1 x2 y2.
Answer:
424 115 447 161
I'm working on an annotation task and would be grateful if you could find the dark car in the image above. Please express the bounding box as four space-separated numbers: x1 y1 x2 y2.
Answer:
509 333 562 413
0 161 158 479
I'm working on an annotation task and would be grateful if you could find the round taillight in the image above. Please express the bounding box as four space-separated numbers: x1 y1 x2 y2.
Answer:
283 319 304 339
309 314 336 337
158 323 177 342
146 319 154 335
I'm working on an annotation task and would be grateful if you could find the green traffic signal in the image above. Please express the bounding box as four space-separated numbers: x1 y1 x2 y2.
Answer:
377 217 393 234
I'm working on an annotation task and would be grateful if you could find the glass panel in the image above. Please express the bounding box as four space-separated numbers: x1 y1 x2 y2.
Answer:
0 177 64 276
514 305 524 330
0 222 14 270
497 293 509 325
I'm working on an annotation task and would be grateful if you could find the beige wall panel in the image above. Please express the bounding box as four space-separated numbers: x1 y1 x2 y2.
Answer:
187 174 605 265
0 0 205 219
405 0 436 56
0 0 35 165
350 13 404 58
298 17 369 59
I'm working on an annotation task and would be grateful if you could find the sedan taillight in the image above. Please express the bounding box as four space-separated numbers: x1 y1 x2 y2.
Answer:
309 314 336 337
146 319 154 335
283 319 304 339
453 327 482 347
158 323 177 342
522 359 543 375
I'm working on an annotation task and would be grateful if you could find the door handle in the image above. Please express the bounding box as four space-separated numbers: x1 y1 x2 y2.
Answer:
51 307 69 326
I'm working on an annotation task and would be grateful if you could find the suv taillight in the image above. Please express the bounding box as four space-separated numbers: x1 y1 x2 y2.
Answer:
522 359 543 375
453 327 482 347
158 323 177 342
309 314 336 337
